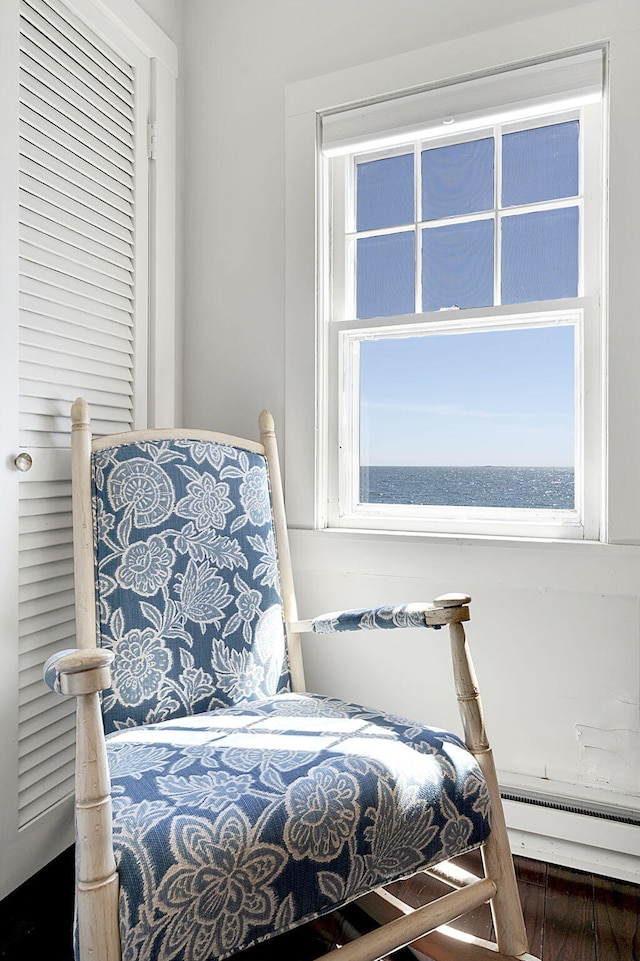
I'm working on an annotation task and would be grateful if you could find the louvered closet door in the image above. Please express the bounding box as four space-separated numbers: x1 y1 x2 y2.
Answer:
16 0 149 845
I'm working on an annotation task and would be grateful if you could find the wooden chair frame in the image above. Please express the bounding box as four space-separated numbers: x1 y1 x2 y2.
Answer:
50 399 539 961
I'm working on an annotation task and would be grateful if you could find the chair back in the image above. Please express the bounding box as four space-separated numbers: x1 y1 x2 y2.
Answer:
89 433 290 733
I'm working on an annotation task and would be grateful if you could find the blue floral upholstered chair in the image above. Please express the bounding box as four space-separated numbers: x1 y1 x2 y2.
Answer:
43 398 538 961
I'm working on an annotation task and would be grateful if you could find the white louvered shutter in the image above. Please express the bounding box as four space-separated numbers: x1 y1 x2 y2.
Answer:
17 0 148 827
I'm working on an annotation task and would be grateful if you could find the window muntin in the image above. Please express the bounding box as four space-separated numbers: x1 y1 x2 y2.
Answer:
324 70 603 540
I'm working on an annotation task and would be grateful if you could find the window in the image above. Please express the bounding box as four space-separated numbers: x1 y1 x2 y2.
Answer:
320 50 604 539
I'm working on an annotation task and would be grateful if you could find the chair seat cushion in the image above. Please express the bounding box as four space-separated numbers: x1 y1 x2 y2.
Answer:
107 692 492 961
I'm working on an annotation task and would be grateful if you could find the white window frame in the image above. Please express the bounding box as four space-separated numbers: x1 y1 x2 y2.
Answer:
319 60 605 541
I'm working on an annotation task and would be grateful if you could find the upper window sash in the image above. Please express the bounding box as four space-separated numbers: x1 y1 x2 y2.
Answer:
336 108 586 323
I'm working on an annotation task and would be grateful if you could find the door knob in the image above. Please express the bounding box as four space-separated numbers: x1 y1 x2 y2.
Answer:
14 452 33 472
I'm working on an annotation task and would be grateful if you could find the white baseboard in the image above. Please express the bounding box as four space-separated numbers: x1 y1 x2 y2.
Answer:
504 797 640 883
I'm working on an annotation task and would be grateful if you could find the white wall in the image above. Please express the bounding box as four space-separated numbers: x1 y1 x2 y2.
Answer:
131 0 181 41
181 0 588 437
181 0 640 876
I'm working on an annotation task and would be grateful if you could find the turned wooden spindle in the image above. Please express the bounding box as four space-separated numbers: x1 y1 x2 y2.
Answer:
71 398 97 651
70 399 122 961
259 409 306 692
440 596 529 959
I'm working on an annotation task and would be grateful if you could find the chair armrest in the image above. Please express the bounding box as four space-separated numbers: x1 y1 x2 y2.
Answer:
43 648 114 696
290 593 471 634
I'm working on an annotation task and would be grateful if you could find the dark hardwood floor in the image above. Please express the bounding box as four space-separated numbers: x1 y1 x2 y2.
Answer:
1 846 638 960
385 850 640 961
0 847 74 961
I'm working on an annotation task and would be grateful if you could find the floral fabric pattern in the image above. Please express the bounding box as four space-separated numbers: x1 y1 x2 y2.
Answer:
92 439 290 733
312 603 444 633
117 536 176 597
109 458 175 526
108 693 492 961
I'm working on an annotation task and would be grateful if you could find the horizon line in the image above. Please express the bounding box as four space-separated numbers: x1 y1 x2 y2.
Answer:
360 463 574 469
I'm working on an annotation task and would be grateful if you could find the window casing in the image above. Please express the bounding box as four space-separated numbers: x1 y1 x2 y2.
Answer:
320 52 605 540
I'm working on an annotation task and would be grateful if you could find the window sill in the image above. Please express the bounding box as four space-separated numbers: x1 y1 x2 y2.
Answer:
297 524 635 553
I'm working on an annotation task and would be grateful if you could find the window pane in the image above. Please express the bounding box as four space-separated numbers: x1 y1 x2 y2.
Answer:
502 207 579 304
422 219 494 311
356 153 414 231
356 232 415 319
422 137 494 219
359 326 575 509
502 121 579 206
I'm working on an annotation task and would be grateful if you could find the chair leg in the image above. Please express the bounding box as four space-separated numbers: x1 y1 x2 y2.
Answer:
447 618 530 959
477 751 530 959
75 691 121 961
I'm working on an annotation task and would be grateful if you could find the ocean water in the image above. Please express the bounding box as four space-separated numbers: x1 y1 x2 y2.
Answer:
360 465 574 510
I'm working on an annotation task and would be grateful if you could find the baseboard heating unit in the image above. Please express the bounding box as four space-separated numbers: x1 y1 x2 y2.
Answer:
499 784 640 883
501 787 640 826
